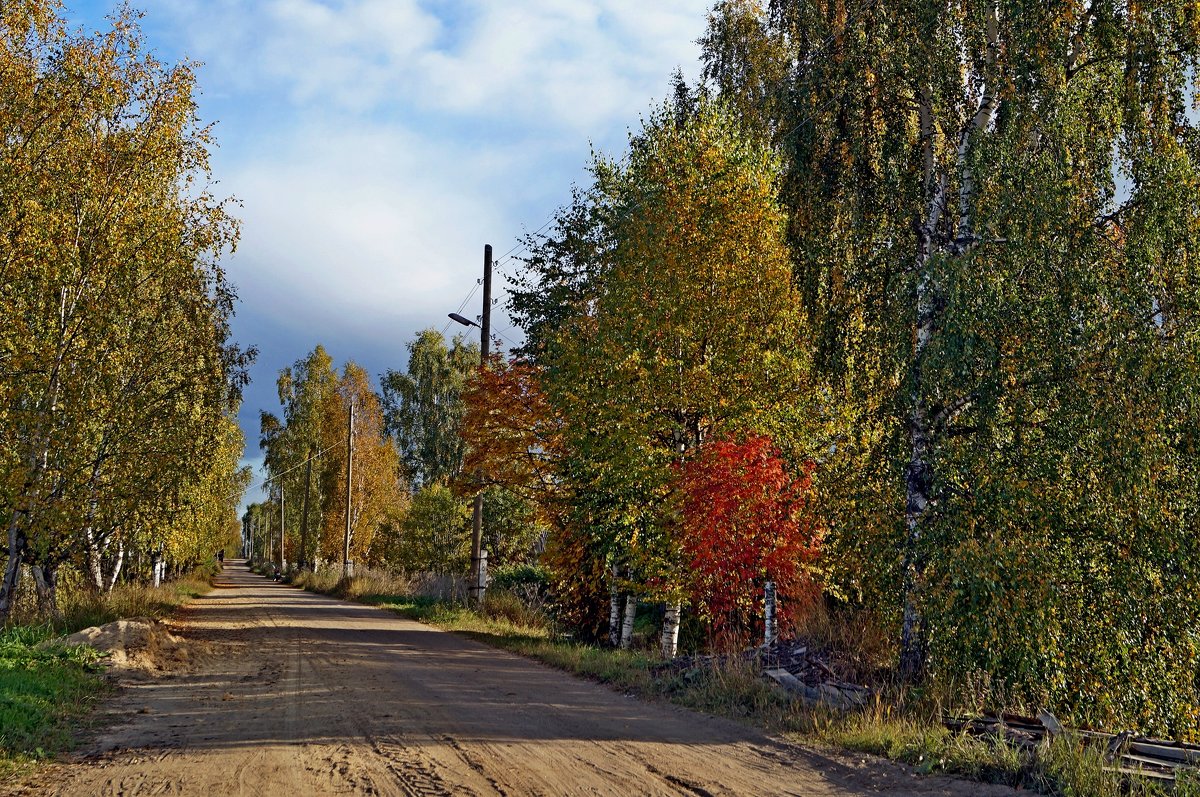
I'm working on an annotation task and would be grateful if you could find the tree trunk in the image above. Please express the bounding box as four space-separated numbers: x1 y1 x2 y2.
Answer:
151 548 163 588
104 538 124 593
0 520 28 620
608 567 622 647
86 527 105 592
31 561 61 620
619 594 637 650
898 90 945 681
660 602 681 659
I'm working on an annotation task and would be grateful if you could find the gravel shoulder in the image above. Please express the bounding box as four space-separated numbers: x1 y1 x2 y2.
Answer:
5 561 1018 796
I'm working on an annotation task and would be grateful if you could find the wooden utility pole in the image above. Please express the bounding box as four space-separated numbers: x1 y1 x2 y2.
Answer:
469 244 492 603
279 483 285 571
343 400 355 578
299 449 313 569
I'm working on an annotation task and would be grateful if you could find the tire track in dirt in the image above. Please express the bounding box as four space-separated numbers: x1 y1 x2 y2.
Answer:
6 562 1021 796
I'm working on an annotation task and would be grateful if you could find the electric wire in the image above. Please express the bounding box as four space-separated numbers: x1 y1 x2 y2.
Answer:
245 438 344 499
473 0 885 276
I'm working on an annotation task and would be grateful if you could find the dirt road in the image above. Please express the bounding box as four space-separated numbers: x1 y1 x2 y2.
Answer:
15 562 1017 796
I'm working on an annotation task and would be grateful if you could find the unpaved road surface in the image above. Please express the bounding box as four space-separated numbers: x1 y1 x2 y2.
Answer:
11 562 1017 796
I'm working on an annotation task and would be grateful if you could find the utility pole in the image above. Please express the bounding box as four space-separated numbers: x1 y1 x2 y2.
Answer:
279 483 286 572
469 244 492 603
299 449 313 569
267 499 274 566
343 400 355 578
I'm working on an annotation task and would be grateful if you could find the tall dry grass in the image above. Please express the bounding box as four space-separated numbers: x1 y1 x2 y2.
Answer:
5 564 215 634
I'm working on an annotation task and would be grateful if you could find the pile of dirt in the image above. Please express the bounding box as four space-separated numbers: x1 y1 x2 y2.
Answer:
56 618 196 674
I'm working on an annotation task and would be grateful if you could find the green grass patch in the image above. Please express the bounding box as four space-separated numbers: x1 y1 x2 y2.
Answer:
0 625 108 779
0 566 216 779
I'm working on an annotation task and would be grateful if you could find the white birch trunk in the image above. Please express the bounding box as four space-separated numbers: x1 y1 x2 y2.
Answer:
899 89 946 680
609 567 622 647
619 594 637 650
86 527 105 592
104 538 124 593
660 602 681 659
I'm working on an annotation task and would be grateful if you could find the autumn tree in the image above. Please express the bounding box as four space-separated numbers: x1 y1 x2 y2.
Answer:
318 362 406 568
678 434 820 644
512 97 811 648
0 1 251 617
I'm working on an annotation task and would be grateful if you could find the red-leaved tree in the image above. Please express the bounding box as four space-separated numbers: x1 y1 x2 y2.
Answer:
678 434 820 644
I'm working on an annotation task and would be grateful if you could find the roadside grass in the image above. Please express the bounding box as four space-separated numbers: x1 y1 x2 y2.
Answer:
53 571 215 632
291 570 1187 797
0 565 217 778
0 625 107 780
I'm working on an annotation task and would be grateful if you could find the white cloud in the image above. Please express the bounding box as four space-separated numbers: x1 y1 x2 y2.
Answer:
147 0 711 327
155 0 708 130
123 0 711 434
226 120 507 334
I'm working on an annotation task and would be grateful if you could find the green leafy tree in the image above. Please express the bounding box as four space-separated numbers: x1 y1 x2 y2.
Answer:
260 345 338 567
699 0 1200 733
0 1 250 616
381 329 479 488
394 484 471 575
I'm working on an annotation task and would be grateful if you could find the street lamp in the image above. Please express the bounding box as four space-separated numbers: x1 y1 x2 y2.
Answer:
449 243 492 603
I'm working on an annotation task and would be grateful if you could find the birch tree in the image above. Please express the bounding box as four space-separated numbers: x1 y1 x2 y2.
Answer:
700 0 1200 728
0 1 250 617
318 362 406 566
381 330 479 489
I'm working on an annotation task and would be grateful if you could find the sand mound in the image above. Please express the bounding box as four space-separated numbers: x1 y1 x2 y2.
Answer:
58 618 193 673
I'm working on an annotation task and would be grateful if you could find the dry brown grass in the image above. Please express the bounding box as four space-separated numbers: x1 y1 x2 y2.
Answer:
5 565 215 634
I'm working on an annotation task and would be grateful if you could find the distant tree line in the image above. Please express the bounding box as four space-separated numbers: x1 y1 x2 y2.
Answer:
247 335 546 579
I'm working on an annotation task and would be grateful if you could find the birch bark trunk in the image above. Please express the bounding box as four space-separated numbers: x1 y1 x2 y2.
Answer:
619 594 637 650
898 9 999 678
104 538 124 593
899 90 944 680
660 602 681 659
609 567 622 647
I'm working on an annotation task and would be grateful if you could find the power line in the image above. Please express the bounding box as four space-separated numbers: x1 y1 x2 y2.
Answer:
438 0 886 349
243 439 343 502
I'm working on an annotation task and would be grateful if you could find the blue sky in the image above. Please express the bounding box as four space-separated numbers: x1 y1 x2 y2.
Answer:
63 0 714 509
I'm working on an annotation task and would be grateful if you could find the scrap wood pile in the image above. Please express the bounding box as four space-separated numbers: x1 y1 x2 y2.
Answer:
947 711 1200 783
655 638 873 711
758 640 872 710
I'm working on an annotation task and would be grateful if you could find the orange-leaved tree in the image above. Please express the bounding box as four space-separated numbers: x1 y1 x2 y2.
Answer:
460 355 564 526
678 434 821 644
319 362 406 567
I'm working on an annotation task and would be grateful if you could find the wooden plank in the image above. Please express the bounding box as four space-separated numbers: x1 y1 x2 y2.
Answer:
763 668 806 693
1127 741 1200 765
